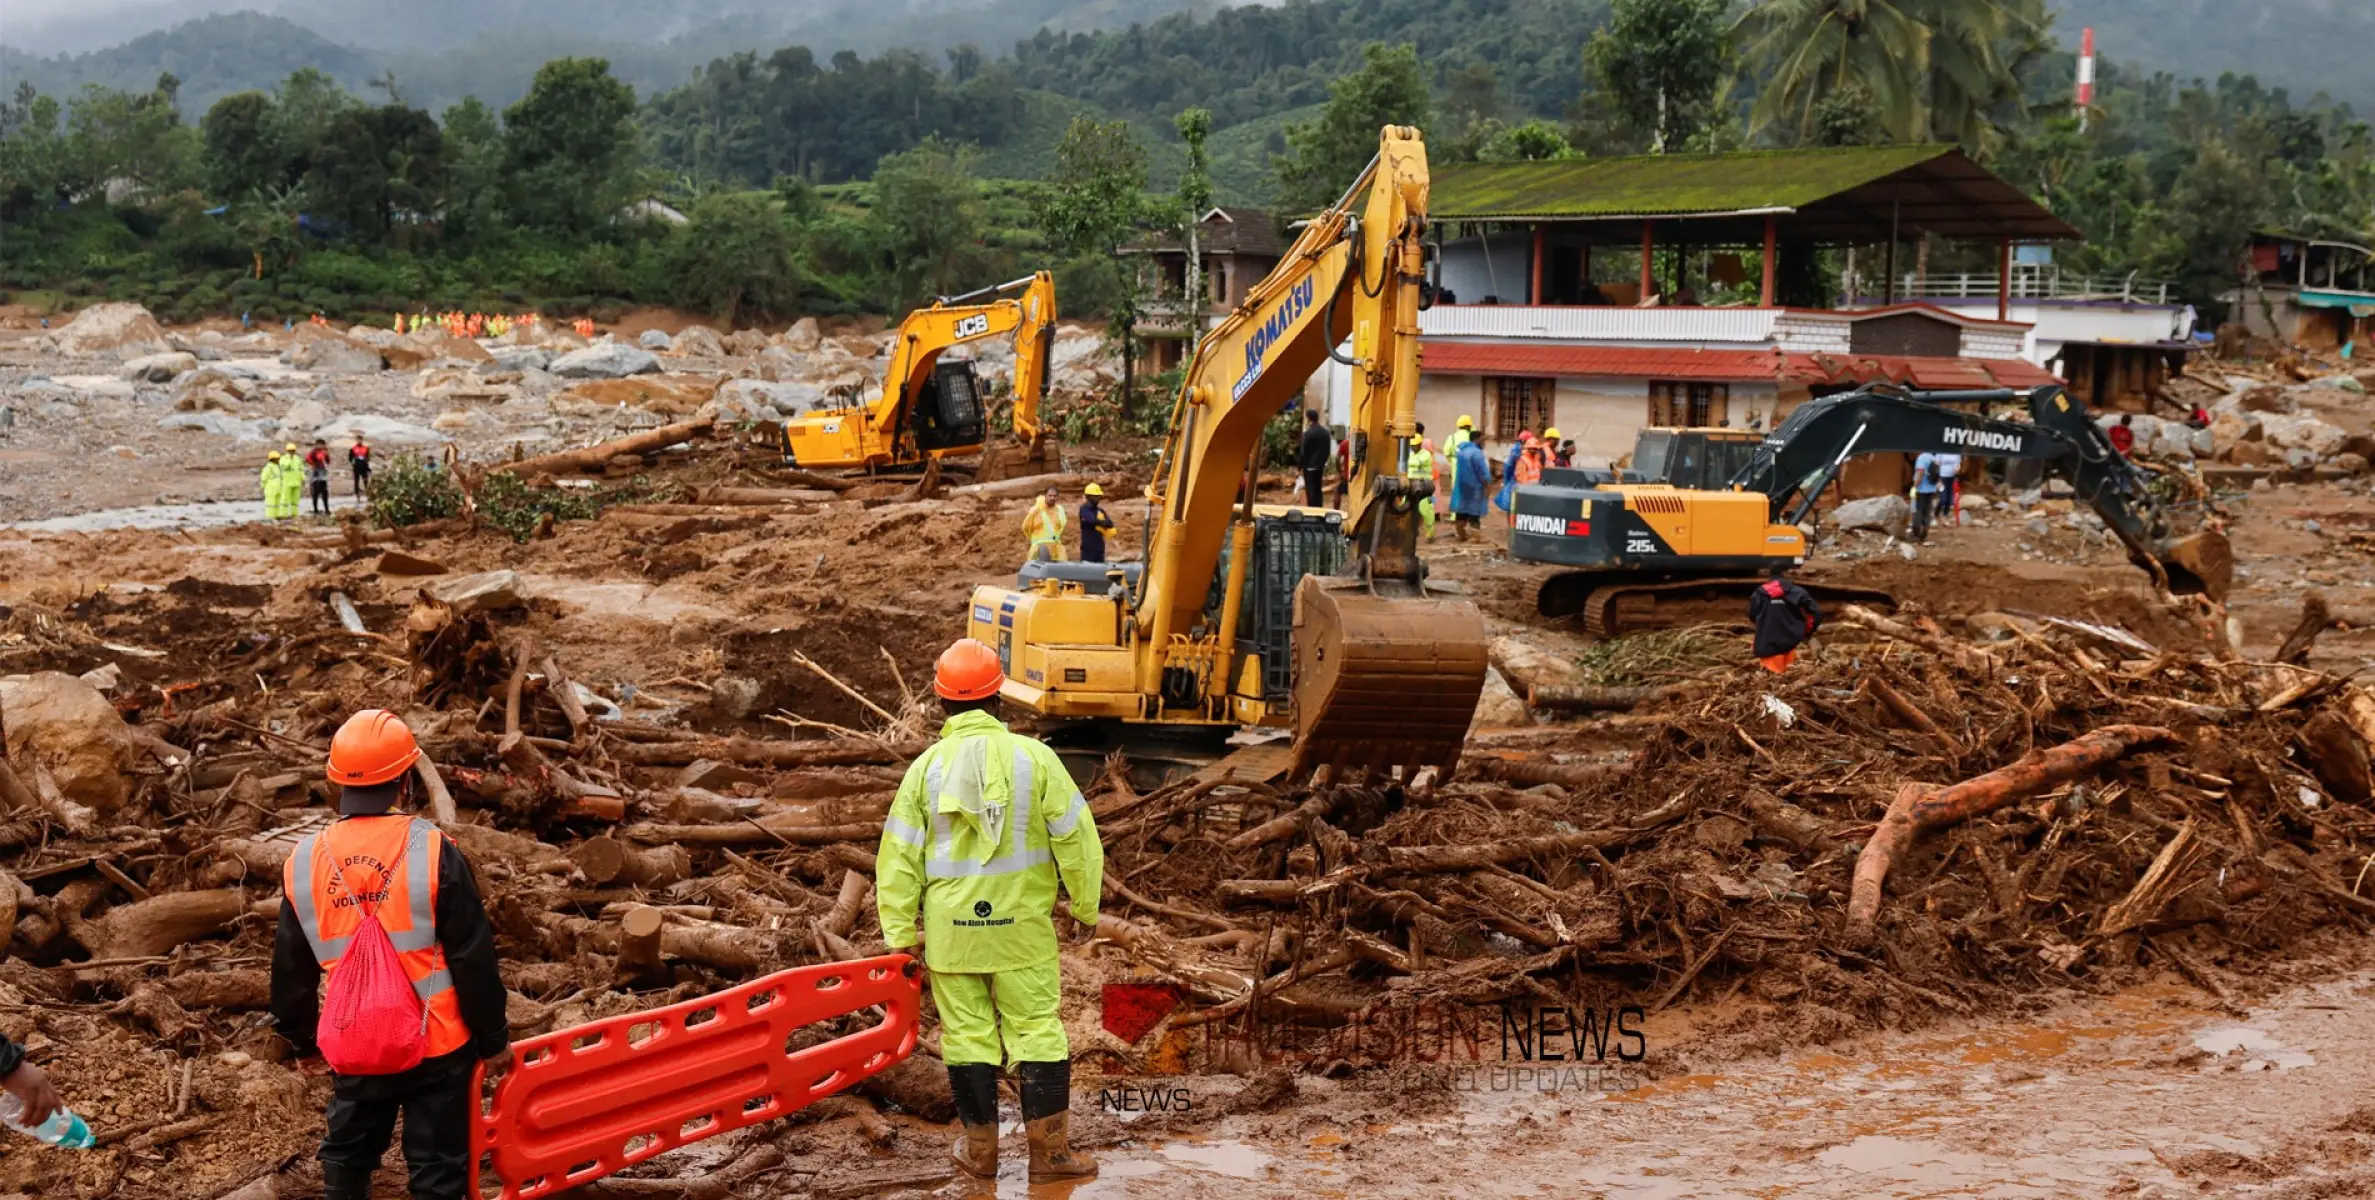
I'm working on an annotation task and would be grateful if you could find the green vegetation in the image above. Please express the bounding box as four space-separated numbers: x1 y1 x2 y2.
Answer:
0 0 2368 331
367 455 464 527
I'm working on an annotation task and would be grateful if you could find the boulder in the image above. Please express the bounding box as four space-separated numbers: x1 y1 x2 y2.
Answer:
426 570 524 615
312 414 442 447
2355 369 2375 393
2188 426 2216 458
2147 427 2195 462
553 374 718 417
549 343 662 379
834 332 885 358
1831 493 1910 534
413 365 518 404
488 347 551 374
174 387 238 413
383 331 494 370
2334 452 2370 476
431 410 478 433
0 671 137 813
282 396 332 430
2284 447 2319 472
2237 385 2294 414
346 326 402 347
726 329 769 356
157 412 270 438
777 317 822 353
2304 373 2366 395
288 333 385 375
2224 440 2275 467
45 303 170 358
715 379 792 422
120 351 198 383
2208 411 2261 444
2260 413 2347 458
638 329 674 350
175 366 258 403
672 325 726 357
1469 667 1531 731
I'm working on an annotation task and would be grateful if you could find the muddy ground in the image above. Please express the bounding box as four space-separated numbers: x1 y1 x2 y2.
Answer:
2 328 2374 1197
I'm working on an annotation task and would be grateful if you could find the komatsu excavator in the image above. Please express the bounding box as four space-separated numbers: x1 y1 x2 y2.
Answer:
779 271 1056 471
1510 384 2234 635
963 127 1487 781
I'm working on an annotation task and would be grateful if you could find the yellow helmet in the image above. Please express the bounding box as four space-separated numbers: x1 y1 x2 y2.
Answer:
1543 427 1563 440
266 450 280 459
1456 414 1475 429
284 442 298 452
1084 483 1103 497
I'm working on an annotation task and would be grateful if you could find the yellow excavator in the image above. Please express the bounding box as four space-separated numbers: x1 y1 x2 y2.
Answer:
963 127 1488 781
779 271 1056 471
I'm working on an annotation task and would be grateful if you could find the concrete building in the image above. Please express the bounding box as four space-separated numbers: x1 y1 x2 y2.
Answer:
2222 232 2375 351
1123 207 1285 375
1318 145 2075 470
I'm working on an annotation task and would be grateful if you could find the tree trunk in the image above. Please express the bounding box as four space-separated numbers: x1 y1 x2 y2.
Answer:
74 889 248 960
502 408 718 478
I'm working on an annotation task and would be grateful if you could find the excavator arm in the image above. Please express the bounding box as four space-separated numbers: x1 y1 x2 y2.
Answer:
781 271 1056 470
1132 126 1485 778
1740 383 2231 599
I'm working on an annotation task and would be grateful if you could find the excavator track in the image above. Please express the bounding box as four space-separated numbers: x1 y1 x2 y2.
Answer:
1542 572 1897 639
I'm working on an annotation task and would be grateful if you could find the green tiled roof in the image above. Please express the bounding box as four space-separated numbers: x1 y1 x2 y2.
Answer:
1432 144 1961 220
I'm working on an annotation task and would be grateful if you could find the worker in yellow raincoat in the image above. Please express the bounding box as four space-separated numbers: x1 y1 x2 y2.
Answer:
877 639 1103 1185
1022 486 1068 564
260 450 287 519
1405 437 1438 539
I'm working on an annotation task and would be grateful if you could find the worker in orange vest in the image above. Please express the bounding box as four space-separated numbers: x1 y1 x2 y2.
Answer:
271 711 509 1200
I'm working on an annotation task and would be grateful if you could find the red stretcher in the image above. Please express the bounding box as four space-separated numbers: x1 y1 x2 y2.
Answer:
471 954 922 1199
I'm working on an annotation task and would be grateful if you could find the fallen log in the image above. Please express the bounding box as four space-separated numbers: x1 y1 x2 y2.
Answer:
947 472 1086 499
196 837 299 887
578 1145 789 1200
572 836 691 887
2275 592 2334 666
1838 604 1994 674
1223 793 1333 851
696 486 840 506
617 905 667 984
73 889 247 960
612 738 922 769
157 969 272 1010
1844 724 2177 945
500 407 717 478
622 821 881 846
1862 676 1960 758
1526 683 1696 713
1468 754 1626 791
770 468 861 493
548 912 777 973
1387 825 1662 874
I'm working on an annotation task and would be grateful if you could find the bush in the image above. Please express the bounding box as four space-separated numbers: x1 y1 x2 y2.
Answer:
477 470 677 542
368 456 465 528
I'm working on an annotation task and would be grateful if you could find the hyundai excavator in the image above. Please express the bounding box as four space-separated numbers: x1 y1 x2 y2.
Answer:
1510 384 2233 636
779 271 1056 471
963 127 1487 781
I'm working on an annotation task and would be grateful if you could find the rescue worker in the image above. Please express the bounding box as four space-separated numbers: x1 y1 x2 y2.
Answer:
1451 429 1490 540
271 710 508 1200
1023 486 1068 564
1748 571 1822 673
1543 427 1572 469
1446 414 1476 501
1405 436 1439 539
307 439 334 516
1495 431 1532 513
261 450 286 520
1077 483 1116 564
1297 409 1331 508
349 436 373 497
280 443 307 520
878 640 1103 1184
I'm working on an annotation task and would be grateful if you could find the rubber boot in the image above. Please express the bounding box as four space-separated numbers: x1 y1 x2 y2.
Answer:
321 1161 374 1200
946 1062 1001 1180
1019 1060 1096 1183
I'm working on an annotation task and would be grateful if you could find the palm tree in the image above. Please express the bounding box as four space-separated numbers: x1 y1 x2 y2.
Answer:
1736 0 1932 144
1914 0 2048 157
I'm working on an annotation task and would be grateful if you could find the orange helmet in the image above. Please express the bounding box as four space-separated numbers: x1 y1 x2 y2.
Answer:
327 709 422 786
934 638 1005 702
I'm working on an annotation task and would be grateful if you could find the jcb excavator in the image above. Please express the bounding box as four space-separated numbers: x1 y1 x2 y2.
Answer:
963 127 1488 781
1511 384 2233 636
779 271 1056 471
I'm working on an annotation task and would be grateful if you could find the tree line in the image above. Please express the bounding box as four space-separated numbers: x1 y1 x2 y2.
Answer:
0 0 2368 330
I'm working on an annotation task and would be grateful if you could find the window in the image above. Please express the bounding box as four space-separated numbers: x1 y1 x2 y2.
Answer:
1492 377 1555 439
1648 381 1729 428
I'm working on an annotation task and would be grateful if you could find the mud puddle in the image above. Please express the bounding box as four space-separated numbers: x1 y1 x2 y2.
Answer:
6 493 361 532
1015 971 2375 1198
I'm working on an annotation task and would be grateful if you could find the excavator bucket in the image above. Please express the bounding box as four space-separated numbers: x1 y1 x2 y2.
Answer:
1290 478 1488 782
2153 528 2234 602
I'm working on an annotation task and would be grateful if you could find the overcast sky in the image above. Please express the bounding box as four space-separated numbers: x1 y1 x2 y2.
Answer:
5 0 251 54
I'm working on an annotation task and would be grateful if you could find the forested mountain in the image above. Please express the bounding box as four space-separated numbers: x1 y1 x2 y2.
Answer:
2061 0 2374 112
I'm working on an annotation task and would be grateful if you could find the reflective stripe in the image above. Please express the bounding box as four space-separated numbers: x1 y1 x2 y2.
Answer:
927 759 952 859
386 821 438 953
287 832 347 962
412 969 454 1001
884 816 928 847
1008 741 1033 857
926 847 1052 879
1045 791 1087 838
291 820 445 965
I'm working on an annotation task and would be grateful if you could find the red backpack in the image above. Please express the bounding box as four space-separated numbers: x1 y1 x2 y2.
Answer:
317 845 429 1076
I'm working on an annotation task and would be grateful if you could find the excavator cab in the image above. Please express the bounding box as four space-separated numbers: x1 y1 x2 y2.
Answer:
910 359 988 453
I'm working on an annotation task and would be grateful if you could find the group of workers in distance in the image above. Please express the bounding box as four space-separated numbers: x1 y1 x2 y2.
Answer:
214 636 1105 1197
260 437 373 521
1293 409 1574 543
1022 481 1116 564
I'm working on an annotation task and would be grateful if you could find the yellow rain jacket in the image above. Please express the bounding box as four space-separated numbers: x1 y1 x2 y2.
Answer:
876 709 1102 975
1022 497 1068 554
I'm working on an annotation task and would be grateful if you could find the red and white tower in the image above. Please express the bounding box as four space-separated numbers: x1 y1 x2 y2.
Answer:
2076 27 2096 132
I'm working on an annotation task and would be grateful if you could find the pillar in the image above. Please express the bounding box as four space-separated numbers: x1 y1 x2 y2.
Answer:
1639 221 1655 303
1530 226 1545 305
1997 239 2012 321
1760 216 1778 307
